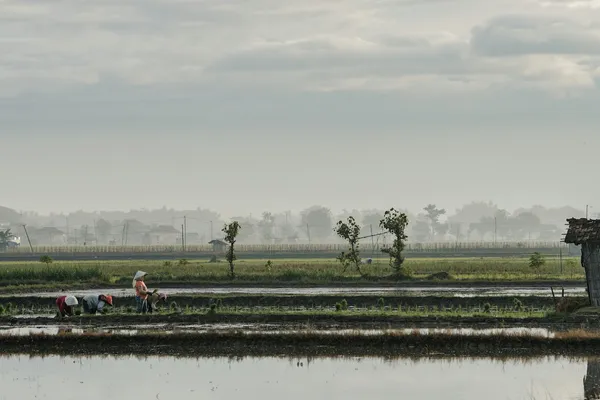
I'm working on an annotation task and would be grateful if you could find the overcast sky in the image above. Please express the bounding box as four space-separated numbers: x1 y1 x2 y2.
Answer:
1 0 599 218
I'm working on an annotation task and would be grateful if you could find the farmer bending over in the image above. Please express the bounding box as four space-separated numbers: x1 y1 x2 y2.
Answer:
81 294 114 315
56 295 78 318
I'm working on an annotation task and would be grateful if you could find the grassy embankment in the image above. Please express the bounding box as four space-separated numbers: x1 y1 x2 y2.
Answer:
0 257 584 292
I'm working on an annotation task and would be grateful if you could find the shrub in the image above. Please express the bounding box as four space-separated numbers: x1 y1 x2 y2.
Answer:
513 298 523 312
335 303 342 312
207 303 217 316
39 255 53 265
340 299 348 310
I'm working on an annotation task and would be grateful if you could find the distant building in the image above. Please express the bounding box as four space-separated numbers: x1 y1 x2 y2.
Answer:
7 235 20 248
208 239 228 253
149 225 181 245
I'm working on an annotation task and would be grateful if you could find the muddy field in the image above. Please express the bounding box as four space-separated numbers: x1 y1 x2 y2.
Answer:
3 329 600 358
0 293 580 311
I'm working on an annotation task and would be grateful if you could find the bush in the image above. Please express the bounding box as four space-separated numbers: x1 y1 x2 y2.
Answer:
207 303 217 316
335 303 342 312
340 299 348 310
39 255 53 265
513 298 523 312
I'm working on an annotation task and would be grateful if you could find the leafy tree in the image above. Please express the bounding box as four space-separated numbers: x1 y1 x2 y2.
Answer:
334 216 364 276
300 206 333 241
222 221 241 279
0 229 12 251
258 212 276 243
379 208 410 277
423 204 446 239
39 255 53 265
529 252 545 277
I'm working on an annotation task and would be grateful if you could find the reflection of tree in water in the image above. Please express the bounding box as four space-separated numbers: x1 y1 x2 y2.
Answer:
584 359 600 399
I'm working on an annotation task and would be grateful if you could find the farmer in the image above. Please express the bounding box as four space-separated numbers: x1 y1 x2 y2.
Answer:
147 292 167 313
133 270 155 313
56 295 78 318
81 294 114 315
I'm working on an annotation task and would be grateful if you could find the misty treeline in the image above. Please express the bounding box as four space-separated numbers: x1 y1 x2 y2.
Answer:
0 202 586 246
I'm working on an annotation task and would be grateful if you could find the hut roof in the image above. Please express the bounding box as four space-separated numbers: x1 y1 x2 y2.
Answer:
208 239 227 245
563 218 600 245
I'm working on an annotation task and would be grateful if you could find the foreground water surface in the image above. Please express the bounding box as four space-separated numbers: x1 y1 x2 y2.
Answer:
1 355 598 399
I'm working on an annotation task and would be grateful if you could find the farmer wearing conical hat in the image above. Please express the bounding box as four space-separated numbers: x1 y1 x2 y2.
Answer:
133 270 155 313
81 294 114 315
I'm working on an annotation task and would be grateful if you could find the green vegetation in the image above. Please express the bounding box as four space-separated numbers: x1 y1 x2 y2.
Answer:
0 256 584 290
222 221 241 278
379 208 410 276
334 216 363 276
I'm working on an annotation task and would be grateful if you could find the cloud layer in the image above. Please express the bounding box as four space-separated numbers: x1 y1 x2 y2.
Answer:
0 0 599 99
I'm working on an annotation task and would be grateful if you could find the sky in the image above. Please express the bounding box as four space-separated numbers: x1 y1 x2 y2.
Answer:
1 0 600 218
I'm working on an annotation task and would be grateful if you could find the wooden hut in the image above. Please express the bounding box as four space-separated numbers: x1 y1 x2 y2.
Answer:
564 218 600 306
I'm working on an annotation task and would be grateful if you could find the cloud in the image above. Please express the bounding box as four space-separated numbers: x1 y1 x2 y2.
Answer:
471 15 600 56
0 0 598 100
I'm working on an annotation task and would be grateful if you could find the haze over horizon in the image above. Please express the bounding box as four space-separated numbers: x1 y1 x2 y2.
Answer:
2 0 599 218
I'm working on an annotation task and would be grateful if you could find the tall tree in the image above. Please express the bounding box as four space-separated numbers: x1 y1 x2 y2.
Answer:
0 229 12 251
258 212 276 243
379 208 410 276
423 204 446 240
301 206 333 241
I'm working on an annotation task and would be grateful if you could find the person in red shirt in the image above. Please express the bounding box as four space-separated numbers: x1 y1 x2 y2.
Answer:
56 295 78 318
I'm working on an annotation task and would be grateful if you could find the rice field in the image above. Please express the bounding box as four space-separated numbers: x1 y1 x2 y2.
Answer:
0 257 585 288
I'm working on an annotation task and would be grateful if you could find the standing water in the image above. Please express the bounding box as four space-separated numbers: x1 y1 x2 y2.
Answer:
0 355 596 399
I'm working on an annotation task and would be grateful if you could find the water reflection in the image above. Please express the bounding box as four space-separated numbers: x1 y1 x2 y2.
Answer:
585 360 600 399
0 354 597 399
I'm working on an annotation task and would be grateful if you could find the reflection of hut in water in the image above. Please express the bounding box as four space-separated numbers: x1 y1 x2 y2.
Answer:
584 360 600 399
564 218 600 306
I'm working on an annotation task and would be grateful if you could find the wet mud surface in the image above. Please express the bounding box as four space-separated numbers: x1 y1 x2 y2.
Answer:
2 329 600 358
0 313 596 330
0 293 583 311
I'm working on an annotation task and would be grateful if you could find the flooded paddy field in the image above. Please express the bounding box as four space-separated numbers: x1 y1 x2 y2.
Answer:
0 293 582 312
0 354 597 400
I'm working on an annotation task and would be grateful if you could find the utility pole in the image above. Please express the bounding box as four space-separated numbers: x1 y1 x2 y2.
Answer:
183 215 187 251
494 217 497 244
586 205 589 219
22 224 33 252
181 224 184 251
210 220 213 240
